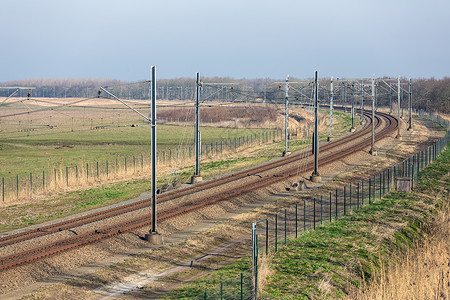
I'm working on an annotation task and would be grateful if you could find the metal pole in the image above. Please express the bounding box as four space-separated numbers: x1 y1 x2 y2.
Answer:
360 82 364 124
328 77 334 141
283 75 290 156
151 66 157 234
389 82 392 114
396 76 402 139
344 83 347 112
311 71 321 182
369 75 377 155
350 82 355 131
408 79 413 131
194 72 202 179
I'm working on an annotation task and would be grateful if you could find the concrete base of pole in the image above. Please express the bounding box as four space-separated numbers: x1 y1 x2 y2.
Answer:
369 148 378 156
349 127 356 132
144 232 163 245
310 173 321 183
327 136 334 142
191 175 203 184
282 150 291 157
286 180 306 192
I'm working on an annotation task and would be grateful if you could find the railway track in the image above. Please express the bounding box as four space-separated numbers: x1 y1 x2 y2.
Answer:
0 110 398 271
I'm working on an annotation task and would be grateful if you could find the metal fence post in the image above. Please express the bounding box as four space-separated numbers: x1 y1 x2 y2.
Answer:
295 204 298 238
266 219 269 255
357 182 360 209
284 209 287 245
320 195 323 225
343 186 346 216
303 200 306 231
329 192 332 222
362 180 364 206
313 198 316 229
369 178 371 204
240 272 244 300
335 189 338 219
378 175 381 200
349 184 352 211
275 214 278 252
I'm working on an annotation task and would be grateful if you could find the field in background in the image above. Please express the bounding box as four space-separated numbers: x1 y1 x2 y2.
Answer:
0 98 339 205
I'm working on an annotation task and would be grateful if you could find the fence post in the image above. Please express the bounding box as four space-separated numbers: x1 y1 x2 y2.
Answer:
86 163 89 180
275 214 278 252
295 203 298 238
76 165 78 182
357 182 360 209
66 167 69 186
2 177 4 202
349 184 352 211
379 174 382 199
16 175 19 198
329 192 332 222
220 282 223 300
240 272 244 300
266 219 269 255
313 198 316 229
97 161 99 178
284 209 287 245
335 189 338 219
42 170 45 191
107 160 109 177
320 195 323 225
369 178 371 204
343 186 346 216
303 200 306 231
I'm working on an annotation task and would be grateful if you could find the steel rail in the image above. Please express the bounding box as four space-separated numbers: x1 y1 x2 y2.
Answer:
0 108 380 249
0 112 397 271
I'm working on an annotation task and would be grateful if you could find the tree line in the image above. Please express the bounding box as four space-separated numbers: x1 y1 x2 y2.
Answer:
1 77 448 113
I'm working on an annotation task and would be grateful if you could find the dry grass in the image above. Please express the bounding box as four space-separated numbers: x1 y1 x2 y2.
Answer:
257 253 273 296
349 206 450 300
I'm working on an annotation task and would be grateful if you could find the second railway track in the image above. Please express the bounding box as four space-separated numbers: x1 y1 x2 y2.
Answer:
0 110 398 271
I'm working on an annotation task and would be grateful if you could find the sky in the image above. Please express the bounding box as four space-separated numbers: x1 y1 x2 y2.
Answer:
1 0 449 82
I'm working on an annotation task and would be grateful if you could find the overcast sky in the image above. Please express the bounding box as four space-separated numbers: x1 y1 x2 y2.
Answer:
1 0 449 81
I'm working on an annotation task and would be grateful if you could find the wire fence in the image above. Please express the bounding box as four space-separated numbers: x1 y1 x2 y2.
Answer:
1 128 315 204
183 110 449 299
249 110 450 299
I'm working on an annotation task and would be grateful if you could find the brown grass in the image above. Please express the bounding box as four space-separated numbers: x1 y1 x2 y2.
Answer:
349 206 450 300
257 253 273 296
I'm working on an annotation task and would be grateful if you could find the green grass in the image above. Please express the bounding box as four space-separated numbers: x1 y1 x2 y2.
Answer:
0 124 268 180
263 142 450 299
